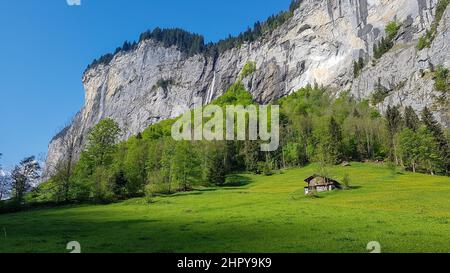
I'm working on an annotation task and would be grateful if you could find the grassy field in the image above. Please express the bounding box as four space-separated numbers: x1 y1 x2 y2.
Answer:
0 163 449 253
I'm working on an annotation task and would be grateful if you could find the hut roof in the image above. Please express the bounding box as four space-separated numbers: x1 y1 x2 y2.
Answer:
304 175 340 186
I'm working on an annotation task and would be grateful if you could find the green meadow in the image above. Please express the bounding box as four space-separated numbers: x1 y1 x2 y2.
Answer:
0 163 449 253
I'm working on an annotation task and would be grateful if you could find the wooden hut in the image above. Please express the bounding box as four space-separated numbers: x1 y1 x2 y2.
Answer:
304 175 342 195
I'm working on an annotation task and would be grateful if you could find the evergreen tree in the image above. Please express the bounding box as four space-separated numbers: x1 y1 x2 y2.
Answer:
242 140 260 173
224 141 240 173
386 105 403 164
112 170 127 198
206 151 226 186
404 106 420 132
358 57 364 71
399 126 445 175
421 107 449 174
354 57 364 77
399 128 420 172
325 117 344 164
122 41 132 52
289 0 302 13
353 61 359 78
416 127 444 175
421 107 446 145
253 21 262 37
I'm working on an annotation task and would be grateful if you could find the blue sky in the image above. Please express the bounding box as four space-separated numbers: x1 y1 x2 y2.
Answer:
0 0 292 169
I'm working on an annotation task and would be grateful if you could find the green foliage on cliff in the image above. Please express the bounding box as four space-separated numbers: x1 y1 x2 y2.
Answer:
385 21 400 40
371 78 391 104
373 21 399 59
239 61 257 80
434 65 449 93
417 0 450 50
212 82 254 106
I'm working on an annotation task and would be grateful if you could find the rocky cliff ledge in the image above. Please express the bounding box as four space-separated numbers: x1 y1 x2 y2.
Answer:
44 0 449 178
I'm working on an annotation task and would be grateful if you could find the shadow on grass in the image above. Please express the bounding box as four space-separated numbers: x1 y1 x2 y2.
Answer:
155 187 222 200
158 191 207 199
195 188 218 192
224 174 253 187
148 177 253 201
290 185 363 200
0 216 321 253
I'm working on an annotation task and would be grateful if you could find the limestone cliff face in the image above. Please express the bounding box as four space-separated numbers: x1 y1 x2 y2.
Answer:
44 0 449 177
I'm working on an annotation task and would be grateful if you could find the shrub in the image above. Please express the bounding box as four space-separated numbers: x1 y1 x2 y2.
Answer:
257 161 274 176
153 78 174 91
342 173 351 189
386 161 398 175
306 188 320 198
240 61 257 80
111 170 127 198
434 65 449 93
385 22 400 40
144 184 157 204
417 31 433 50
0 199 22 214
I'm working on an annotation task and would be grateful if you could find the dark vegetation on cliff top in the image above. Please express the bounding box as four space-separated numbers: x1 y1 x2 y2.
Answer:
85 0 302 73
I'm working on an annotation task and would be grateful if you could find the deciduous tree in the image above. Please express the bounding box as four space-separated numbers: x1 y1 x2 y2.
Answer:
11 156 41 202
